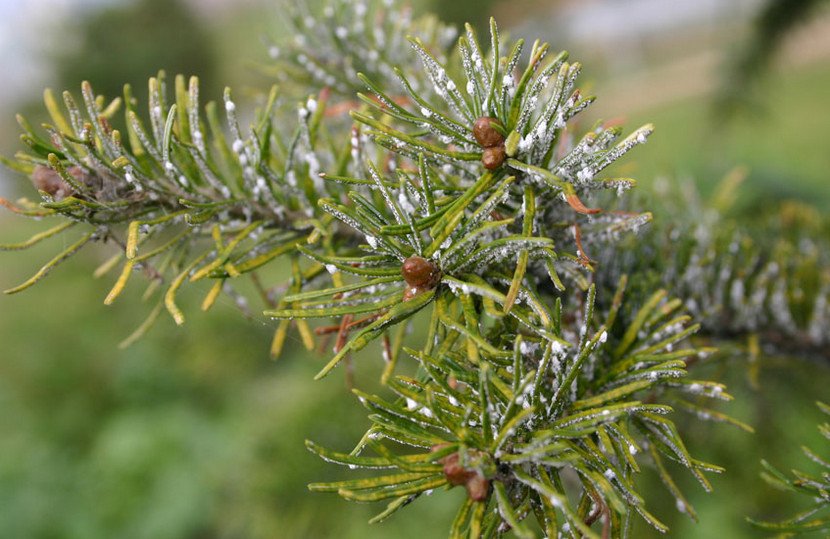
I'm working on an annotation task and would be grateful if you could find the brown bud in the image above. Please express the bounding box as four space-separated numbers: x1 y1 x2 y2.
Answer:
464 473 490 502
472 117 504 148
481 146 506 170
440 451 490 501
401 256 441 289
441 452 474 486
31 165 77 201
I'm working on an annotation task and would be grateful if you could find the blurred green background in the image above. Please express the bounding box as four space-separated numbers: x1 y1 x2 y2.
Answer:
1 0 828 537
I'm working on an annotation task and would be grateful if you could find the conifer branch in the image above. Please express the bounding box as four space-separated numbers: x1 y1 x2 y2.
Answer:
597 176 830 362
748 401 830 534
4 2 821 536
1 72 356 342
266 0 457 98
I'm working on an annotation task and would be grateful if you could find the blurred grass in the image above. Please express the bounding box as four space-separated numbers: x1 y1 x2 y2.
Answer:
620 62 830 212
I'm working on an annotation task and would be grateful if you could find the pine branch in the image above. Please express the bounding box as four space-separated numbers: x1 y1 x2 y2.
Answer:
307 282 735 536
748 401 830 534
266 0 457 98
0 3 795 537
1 73 354 347
279 15 745 536
596 174 830 363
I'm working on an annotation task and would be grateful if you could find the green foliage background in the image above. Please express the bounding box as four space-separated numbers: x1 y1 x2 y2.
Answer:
0 0 828 537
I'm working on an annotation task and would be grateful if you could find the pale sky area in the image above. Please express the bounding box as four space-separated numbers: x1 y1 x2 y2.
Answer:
0 0 775 109
0 0 255 108
0 0 119 105
0 0 121 196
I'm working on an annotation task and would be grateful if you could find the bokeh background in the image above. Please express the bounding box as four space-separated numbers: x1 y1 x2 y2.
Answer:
0 0 828 537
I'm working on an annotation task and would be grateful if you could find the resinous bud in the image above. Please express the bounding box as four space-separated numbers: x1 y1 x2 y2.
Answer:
401 255 441 289
472 117 504 148
481 146 506 170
